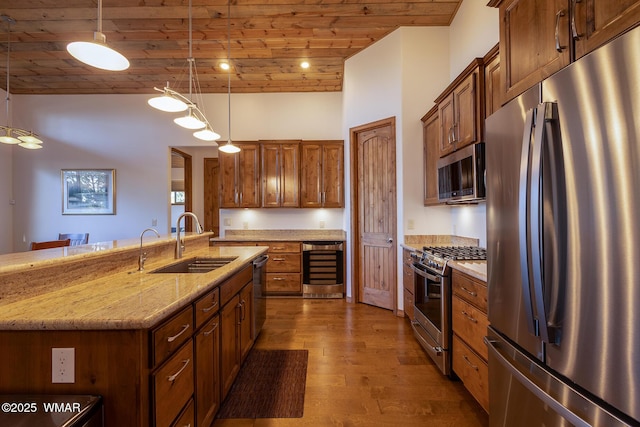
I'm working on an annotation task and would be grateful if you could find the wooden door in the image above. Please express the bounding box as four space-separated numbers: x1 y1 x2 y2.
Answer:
239 283 254 361
573 0 640 59
300 144 323 208
261 144 281 207
453 72 477 150
422 106 440 206
279 144 300 208
203 158 219 235
321 143 344 208
237 143 261 208
194 315 220 427
484 44 501 117
438 93 456 157
220 295 240 398
353 118 397 311
499 0 570 102
218 151 238 208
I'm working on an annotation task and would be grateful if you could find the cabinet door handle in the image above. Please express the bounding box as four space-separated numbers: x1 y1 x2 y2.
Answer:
570 0 581 40
272 277 285 281
462 354 479 371
167 324 190 343
167 359 190 382
201 301 218 313
555 10 566 52
272 246 286 250
461 310 478 323
272 257 286 261
460 286 477 297
203 323 219 336
240 300 246 321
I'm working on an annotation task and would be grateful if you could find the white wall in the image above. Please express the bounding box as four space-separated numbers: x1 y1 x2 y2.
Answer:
447 0 499 247
7 91 342 252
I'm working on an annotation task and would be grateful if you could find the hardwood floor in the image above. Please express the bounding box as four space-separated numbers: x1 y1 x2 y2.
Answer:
214 298 489 427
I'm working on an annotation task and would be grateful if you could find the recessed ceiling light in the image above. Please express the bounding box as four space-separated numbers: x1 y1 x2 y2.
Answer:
220 62 230 71
300 61 310 69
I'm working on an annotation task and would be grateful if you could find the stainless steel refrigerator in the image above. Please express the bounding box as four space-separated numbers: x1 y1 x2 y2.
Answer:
485 25 640 426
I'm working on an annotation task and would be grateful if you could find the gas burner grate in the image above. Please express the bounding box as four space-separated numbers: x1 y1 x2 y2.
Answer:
422 246 487 261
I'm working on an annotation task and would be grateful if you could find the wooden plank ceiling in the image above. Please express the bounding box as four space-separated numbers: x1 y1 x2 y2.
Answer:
0 0 461 95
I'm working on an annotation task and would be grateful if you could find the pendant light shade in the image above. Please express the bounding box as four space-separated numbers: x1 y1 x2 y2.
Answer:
0 15 44 149
66 0 129 71
218 139 241 154
67 33 129 71
148 87 189 112
174 107 206 129
194 126 221 141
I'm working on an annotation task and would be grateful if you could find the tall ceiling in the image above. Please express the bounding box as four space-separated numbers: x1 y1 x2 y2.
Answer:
0 0 462 95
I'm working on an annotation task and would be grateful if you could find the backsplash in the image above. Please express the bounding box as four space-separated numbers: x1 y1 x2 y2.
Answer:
404 234 481 247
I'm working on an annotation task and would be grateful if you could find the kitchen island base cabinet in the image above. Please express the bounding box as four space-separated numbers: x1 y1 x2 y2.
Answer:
0 263 256 427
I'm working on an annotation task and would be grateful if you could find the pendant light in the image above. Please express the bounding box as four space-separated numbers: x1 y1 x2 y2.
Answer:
66 0 129 71
0 15 43 149
218 0 241 154
148 0 220 142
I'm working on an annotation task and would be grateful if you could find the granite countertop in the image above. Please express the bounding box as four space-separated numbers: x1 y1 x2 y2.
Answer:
213 229 346 242
449 260 487 282
0 245 268 331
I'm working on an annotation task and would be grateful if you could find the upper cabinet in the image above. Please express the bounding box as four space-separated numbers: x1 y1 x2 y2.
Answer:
483 44 501 118
261 142 300 208
300 141 344 208
491 0 640 103
421 106 440 206
219 143 261 208
434 59 484 157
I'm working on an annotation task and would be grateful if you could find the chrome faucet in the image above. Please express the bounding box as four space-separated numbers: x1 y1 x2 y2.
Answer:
176 212 203 259
138 228 160 271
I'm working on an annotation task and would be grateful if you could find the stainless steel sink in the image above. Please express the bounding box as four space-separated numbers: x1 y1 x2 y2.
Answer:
151 257 237 274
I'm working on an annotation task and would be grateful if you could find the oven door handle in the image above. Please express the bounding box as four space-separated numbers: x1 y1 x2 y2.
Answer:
410 264 440 282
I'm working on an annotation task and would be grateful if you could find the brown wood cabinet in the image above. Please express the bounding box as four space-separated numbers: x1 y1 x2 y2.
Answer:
491 0 640 103
261 142 300 208
402 249 415 320
451 269 489 413
219 142 261 208
300 141 344 208
483 43 501 117
421 106 440 206
265 241 302 295
435 59 484 157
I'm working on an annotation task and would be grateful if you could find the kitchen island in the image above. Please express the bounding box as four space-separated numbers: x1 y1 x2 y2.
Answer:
0 233 268 426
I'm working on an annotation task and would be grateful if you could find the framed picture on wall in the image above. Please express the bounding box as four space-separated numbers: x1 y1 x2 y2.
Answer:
62 169 116 215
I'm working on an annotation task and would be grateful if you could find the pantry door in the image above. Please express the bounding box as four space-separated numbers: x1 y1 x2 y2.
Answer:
351 117 397 311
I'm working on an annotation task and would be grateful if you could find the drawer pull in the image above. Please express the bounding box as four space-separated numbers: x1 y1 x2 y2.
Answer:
167 324 190 343
272 246 286 250
462 354 479 371
460 286 477 297
201 301 218 313
167 358 190 382
272 277 285 281
203 323 219 336
272 257 286 261
461 310 478 323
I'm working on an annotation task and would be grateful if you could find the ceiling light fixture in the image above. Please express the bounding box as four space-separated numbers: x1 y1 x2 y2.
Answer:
218 0 241 154
66 0 129 71
148 0 220 143
0 15 43 150
300 61 310 69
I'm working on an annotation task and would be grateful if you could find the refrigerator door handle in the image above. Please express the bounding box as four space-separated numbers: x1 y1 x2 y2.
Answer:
518 108 537 336
530 103 551 344
485 336 590 427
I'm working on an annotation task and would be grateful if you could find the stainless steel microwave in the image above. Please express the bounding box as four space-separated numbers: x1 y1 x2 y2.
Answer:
437 142 486 204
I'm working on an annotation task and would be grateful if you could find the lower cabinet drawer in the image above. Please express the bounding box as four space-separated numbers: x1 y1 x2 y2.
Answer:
266 253 301 273
452 334 489 413
153 341 194 427
265 273 301 293
452 296 489 360
172 398 194 427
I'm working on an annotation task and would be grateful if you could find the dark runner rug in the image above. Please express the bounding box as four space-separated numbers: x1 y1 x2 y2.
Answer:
217 349 308 419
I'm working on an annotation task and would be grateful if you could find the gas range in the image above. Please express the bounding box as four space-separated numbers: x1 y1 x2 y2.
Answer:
414 246 487 276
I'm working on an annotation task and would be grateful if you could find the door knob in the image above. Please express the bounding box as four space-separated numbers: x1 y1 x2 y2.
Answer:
387 238 393 244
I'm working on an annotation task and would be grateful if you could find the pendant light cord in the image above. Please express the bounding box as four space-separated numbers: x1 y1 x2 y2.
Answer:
97 0 103 34
4 16 13 126
188 0 193 100
227 0 232 142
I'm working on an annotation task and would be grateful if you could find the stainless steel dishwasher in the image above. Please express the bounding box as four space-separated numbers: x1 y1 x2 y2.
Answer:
252 254 269 337
302 241 344 298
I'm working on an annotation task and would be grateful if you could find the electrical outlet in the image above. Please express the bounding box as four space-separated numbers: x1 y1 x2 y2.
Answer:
52 348 75 384
223 218 232 226
243 221 249 230
152 218 157 226
319 220 325 229
408 219 415 230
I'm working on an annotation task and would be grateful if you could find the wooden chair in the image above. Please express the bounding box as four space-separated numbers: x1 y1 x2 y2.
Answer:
30 239 71 251
58 233 89 246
